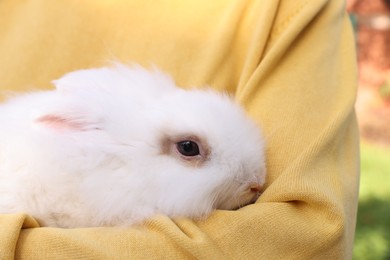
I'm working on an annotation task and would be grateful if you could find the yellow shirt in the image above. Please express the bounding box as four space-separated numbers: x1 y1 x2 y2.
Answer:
0 0 359 259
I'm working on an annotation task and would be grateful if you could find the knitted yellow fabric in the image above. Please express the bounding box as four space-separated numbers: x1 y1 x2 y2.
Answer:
0 0 359 259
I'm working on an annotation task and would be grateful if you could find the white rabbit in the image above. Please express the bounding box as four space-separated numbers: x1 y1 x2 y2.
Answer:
0 64 266 228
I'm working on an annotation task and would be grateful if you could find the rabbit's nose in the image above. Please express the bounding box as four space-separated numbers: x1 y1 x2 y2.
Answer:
250 183 261 193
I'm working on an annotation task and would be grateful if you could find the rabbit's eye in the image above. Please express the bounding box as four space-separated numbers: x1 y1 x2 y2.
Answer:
176 141 200 157
160 135 209 165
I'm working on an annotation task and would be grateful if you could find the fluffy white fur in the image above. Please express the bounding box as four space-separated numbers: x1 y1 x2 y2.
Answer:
0 64 266 228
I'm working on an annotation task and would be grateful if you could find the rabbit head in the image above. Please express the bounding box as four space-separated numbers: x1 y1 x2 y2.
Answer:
140 88 266 218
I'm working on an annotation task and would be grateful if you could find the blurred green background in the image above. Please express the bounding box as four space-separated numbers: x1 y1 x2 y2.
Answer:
347 1 390 259
354 143 390 259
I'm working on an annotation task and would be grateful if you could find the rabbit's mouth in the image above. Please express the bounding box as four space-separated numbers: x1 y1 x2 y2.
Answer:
214 183 263 211
250 183 261 194
240 187 262 208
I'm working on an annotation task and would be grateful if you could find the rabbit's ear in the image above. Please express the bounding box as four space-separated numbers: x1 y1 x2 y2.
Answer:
34 111 101 132
53 64 177 95
52 68 106 92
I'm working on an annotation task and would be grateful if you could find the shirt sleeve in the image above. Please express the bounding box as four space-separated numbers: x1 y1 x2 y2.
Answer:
0 0 359 259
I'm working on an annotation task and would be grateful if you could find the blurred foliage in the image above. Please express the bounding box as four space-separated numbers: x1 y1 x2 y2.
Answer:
379 80 390 100
353 143 390 260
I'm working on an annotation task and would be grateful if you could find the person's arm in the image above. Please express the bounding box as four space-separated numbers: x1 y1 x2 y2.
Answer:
0 0 359 259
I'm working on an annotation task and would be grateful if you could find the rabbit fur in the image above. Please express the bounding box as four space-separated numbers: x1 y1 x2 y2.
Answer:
0 64 266 228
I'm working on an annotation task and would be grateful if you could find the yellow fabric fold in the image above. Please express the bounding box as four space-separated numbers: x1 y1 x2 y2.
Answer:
0 0 359 258
0 214 39 259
